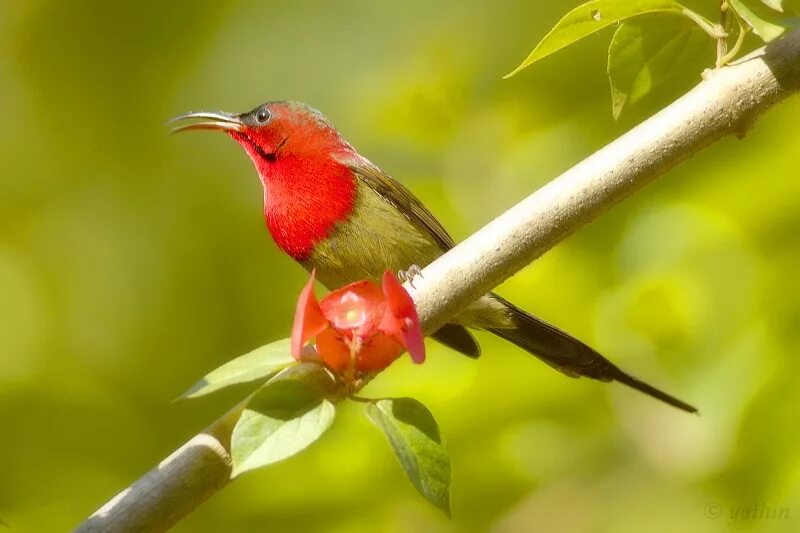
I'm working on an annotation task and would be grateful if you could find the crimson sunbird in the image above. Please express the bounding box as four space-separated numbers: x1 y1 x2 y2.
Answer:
170 101 696 413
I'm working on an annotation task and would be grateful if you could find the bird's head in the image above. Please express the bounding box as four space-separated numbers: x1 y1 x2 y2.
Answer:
169 101 361 259
169 101 354 180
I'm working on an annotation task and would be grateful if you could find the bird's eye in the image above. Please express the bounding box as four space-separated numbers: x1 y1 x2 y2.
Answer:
255 107 271 124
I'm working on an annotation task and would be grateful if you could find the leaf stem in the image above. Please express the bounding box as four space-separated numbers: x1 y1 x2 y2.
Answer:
717 0 731 67
681 7 724 39
349 395 375 403
719 11 750 66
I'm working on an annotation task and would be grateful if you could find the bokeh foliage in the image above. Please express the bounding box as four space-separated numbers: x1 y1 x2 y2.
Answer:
1 0 798 531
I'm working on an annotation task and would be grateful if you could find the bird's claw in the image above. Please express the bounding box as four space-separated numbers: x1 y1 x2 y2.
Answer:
397 264 423 288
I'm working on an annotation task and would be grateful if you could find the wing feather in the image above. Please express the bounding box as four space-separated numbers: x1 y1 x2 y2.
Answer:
343 157 455 252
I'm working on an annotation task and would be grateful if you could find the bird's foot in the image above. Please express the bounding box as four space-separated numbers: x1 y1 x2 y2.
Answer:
397 264 423 288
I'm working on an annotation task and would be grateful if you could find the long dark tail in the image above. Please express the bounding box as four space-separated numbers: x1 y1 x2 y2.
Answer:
488 294 698 414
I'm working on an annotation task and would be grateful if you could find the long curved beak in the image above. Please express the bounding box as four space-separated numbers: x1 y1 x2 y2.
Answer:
167 111 245 134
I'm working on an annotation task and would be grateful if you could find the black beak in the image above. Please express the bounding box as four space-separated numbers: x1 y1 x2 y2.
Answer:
167 111 245 134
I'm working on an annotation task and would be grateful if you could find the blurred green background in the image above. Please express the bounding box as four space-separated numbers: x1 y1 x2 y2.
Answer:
1 1 799 531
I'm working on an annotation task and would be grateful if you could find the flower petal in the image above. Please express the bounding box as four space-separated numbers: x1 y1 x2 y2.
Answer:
321 280 385 337
381 271 425 364
356 333 404 373
290 270 329 359
315 328 351 373
401 318 425 365
382 270 415 318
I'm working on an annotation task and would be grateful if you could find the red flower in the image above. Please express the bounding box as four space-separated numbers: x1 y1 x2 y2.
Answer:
291 270 425 378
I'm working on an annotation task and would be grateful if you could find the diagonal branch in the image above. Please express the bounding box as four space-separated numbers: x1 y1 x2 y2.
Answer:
411 31 800 334
75 29 800 533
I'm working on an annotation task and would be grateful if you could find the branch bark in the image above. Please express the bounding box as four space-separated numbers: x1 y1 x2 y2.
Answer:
75 30 800 533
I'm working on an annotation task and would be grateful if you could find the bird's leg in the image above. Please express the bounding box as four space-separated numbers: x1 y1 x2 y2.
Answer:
397 264 423 288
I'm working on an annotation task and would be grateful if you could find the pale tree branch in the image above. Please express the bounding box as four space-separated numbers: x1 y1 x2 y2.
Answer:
75 29 800 533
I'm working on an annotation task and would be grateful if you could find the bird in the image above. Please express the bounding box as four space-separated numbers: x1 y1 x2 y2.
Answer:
169 101 697 413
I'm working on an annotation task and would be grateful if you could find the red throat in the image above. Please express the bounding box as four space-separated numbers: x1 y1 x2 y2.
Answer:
231 130 357 261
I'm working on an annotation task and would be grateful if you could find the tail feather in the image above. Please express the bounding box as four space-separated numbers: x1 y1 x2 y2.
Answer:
488 294 697 414
431 323 481 358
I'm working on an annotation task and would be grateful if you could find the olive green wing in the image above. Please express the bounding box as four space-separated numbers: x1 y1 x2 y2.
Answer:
345 158 456 252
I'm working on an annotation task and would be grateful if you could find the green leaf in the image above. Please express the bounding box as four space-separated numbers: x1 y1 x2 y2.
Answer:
366 398 451 515
230 364 336 476
178 338 295 400
729 0 797 41
505 0 694 78
760 0 784 12
608 15 709 119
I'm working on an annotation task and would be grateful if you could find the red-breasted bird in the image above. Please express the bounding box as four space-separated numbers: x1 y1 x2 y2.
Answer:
170 101 696 413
